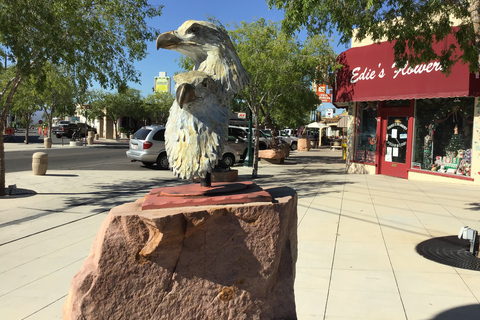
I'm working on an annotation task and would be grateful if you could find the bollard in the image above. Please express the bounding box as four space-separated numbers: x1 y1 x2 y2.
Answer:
88 130 95 138
44 137 52 149
87 136 94 145
94 134 99 140
32 152 48 175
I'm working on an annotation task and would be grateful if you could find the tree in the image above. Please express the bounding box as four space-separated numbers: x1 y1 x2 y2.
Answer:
144 92 174 126
31 63 77 138
228 19 337 177
267 0 480 73
10 76 41 144
0 0 162 195
91 88 144 137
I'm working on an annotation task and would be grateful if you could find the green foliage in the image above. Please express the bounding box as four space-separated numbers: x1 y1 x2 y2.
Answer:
267 0 479 73
143 91 174 125
0 0 163 88
228 18 337 129
0 0 163 195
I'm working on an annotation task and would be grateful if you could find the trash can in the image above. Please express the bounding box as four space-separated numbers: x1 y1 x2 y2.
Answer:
32 152 48 175
87 136 94 145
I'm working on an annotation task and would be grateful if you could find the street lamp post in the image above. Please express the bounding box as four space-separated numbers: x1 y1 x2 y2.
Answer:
243 109 253 167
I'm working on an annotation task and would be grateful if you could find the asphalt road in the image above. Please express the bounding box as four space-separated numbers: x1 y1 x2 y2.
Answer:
3 130 163 173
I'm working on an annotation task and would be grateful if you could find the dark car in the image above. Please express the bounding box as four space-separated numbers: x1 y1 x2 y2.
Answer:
54 123 97 138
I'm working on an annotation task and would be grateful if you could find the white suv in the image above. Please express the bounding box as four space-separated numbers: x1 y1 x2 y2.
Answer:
127 126 241 169
126 126 169 169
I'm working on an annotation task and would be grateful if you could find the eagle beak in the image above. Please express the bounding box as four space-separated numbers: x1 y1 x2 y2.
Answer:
176 83 196 108
156 31 182 50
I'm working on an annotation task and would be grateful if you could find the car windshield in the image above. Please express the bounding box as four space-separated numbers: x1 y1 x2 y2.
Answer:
261 130 272 137
132 128 151 140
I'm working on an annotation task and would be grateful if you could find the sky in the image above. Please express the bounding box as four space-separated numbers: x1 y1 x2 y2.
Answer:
119 0 349 114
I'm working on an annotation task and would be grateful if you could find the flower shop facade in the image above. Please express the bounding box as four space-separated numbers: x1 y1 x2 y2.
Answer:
333 32 480 184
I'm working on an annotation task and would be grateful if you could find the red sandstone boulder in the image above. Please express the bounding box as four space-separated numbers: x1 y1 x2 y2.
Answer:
64 186 297 320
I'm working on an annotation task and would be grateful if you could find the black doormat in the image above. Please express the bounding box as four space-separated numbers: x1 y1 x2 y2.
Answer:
416 236 480 271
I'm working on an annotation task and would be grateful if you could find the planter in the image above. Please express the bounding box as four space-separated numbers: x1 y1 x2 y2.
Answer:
70 140 83 146
297 138 310 151
258 149 285 164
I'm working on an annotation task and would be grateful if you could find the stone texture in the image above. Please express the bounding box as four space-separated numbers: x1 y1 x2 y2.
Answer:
64 186 297 320
258 149 285 160
32 152 48 175
297 138 310 151
212 169 238 182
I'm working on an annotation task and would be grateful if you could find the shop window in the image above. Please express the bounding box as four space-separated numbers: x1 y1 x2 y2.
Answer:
354 102 378 163
413 98 474 176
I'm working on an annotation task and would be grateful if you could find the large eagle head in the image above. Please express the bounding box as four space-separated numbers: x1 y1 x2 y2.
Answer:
156 20 249 96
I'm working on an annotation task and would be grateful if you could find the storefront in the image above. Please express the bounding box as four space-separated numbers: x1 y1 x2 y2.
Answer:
333 31 480 184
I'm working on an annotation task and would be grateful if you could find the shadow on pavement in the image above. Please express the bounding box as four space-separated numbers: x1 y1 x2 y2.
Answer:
431 304 480 319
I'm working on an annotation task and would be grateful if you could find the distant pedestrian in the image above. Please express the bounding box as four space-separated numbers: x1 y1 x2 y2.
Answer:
313 132 319 148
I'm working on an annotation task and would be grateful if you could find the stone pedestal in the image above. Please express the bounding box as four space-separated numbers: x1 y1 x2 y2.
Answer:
297 138 310 151
63 186 297 320
212 169 238 182
32 152 48 175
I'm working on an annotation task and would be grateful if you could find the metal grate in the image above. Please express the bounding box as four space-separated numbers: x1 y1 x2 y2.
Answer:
416 236 480 271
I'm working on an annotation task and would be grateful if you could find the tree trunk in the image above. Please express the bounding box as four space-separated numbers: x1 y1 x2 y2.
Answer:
252 110 260 179
0 73 23 196
25 113 31 144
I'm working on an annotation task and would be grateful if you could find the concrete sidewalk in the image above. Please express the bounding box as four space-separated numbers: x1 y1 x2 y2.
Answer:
1 147 480 319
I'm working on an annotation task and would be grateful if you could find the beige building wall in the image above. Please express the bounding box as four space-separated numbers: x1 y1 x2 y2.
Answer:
351 16 464 48
104 118 114 139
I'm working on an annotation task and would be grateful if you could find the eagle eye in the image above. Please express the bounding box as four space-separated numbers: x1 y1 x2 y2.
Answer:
190 27 196 33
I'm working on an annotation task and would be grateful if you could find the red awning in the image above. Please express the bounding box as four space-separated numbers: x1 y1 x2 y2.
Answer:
333 32 480 103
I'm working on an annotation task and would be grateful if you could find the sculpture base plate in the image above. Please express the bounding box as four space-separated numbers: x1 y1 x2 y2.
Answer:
142 181 272 210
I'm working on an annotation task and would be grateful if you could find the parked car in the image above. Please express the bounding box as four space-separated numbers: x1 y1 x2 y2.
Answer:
53 122 97 138
228 125 270 150
225 135 252 161
126 126 242 169
278 130 299 150
52 121 71 138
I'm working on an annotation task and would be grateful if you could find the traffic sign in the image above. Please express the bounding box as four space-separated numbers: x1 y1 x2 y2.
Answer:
38 120 43 124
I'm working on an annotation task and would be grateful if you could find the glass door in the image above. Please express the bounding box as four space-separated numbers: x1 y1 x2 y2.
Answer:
378 102 414 178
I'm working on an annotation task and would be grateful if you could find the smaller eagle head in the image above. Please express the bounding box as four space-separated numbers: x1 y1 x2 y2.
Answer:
174 71 220 110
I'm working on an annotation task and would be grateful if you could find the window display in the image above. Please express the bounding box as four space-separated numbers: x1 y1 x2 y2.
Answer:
354 102 378 163
413 98 474 176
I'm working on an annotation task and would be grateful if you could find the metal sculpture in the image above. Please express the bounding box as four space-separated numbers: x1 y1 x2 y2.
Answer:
156 20 249 183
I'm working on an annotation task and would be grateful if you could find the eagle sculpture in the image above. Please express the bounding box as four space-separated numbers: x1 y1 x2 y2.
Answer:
156 20 249 181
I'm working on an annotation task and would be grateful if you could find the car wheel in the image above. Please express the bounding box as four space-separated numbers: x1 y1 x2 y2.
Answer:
290 142 297 151
157 152 169 170
142 162 155 167
221 153 235 167
259 142 267 150
66 132 72 139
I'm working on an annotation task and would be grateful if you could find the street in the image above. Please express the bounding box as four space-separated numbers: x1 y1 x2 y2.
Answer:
3 129 157 173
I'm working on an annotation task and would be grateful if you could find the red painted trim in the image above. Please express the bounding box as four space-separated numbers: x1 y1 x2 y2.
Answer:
407 169 474 181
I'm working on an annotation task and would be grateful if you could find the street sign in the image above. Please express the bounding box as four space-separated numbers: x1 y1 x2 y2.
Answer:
237 112 246 119
82 104 92 109
38 120 43 124
317 93 331 103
